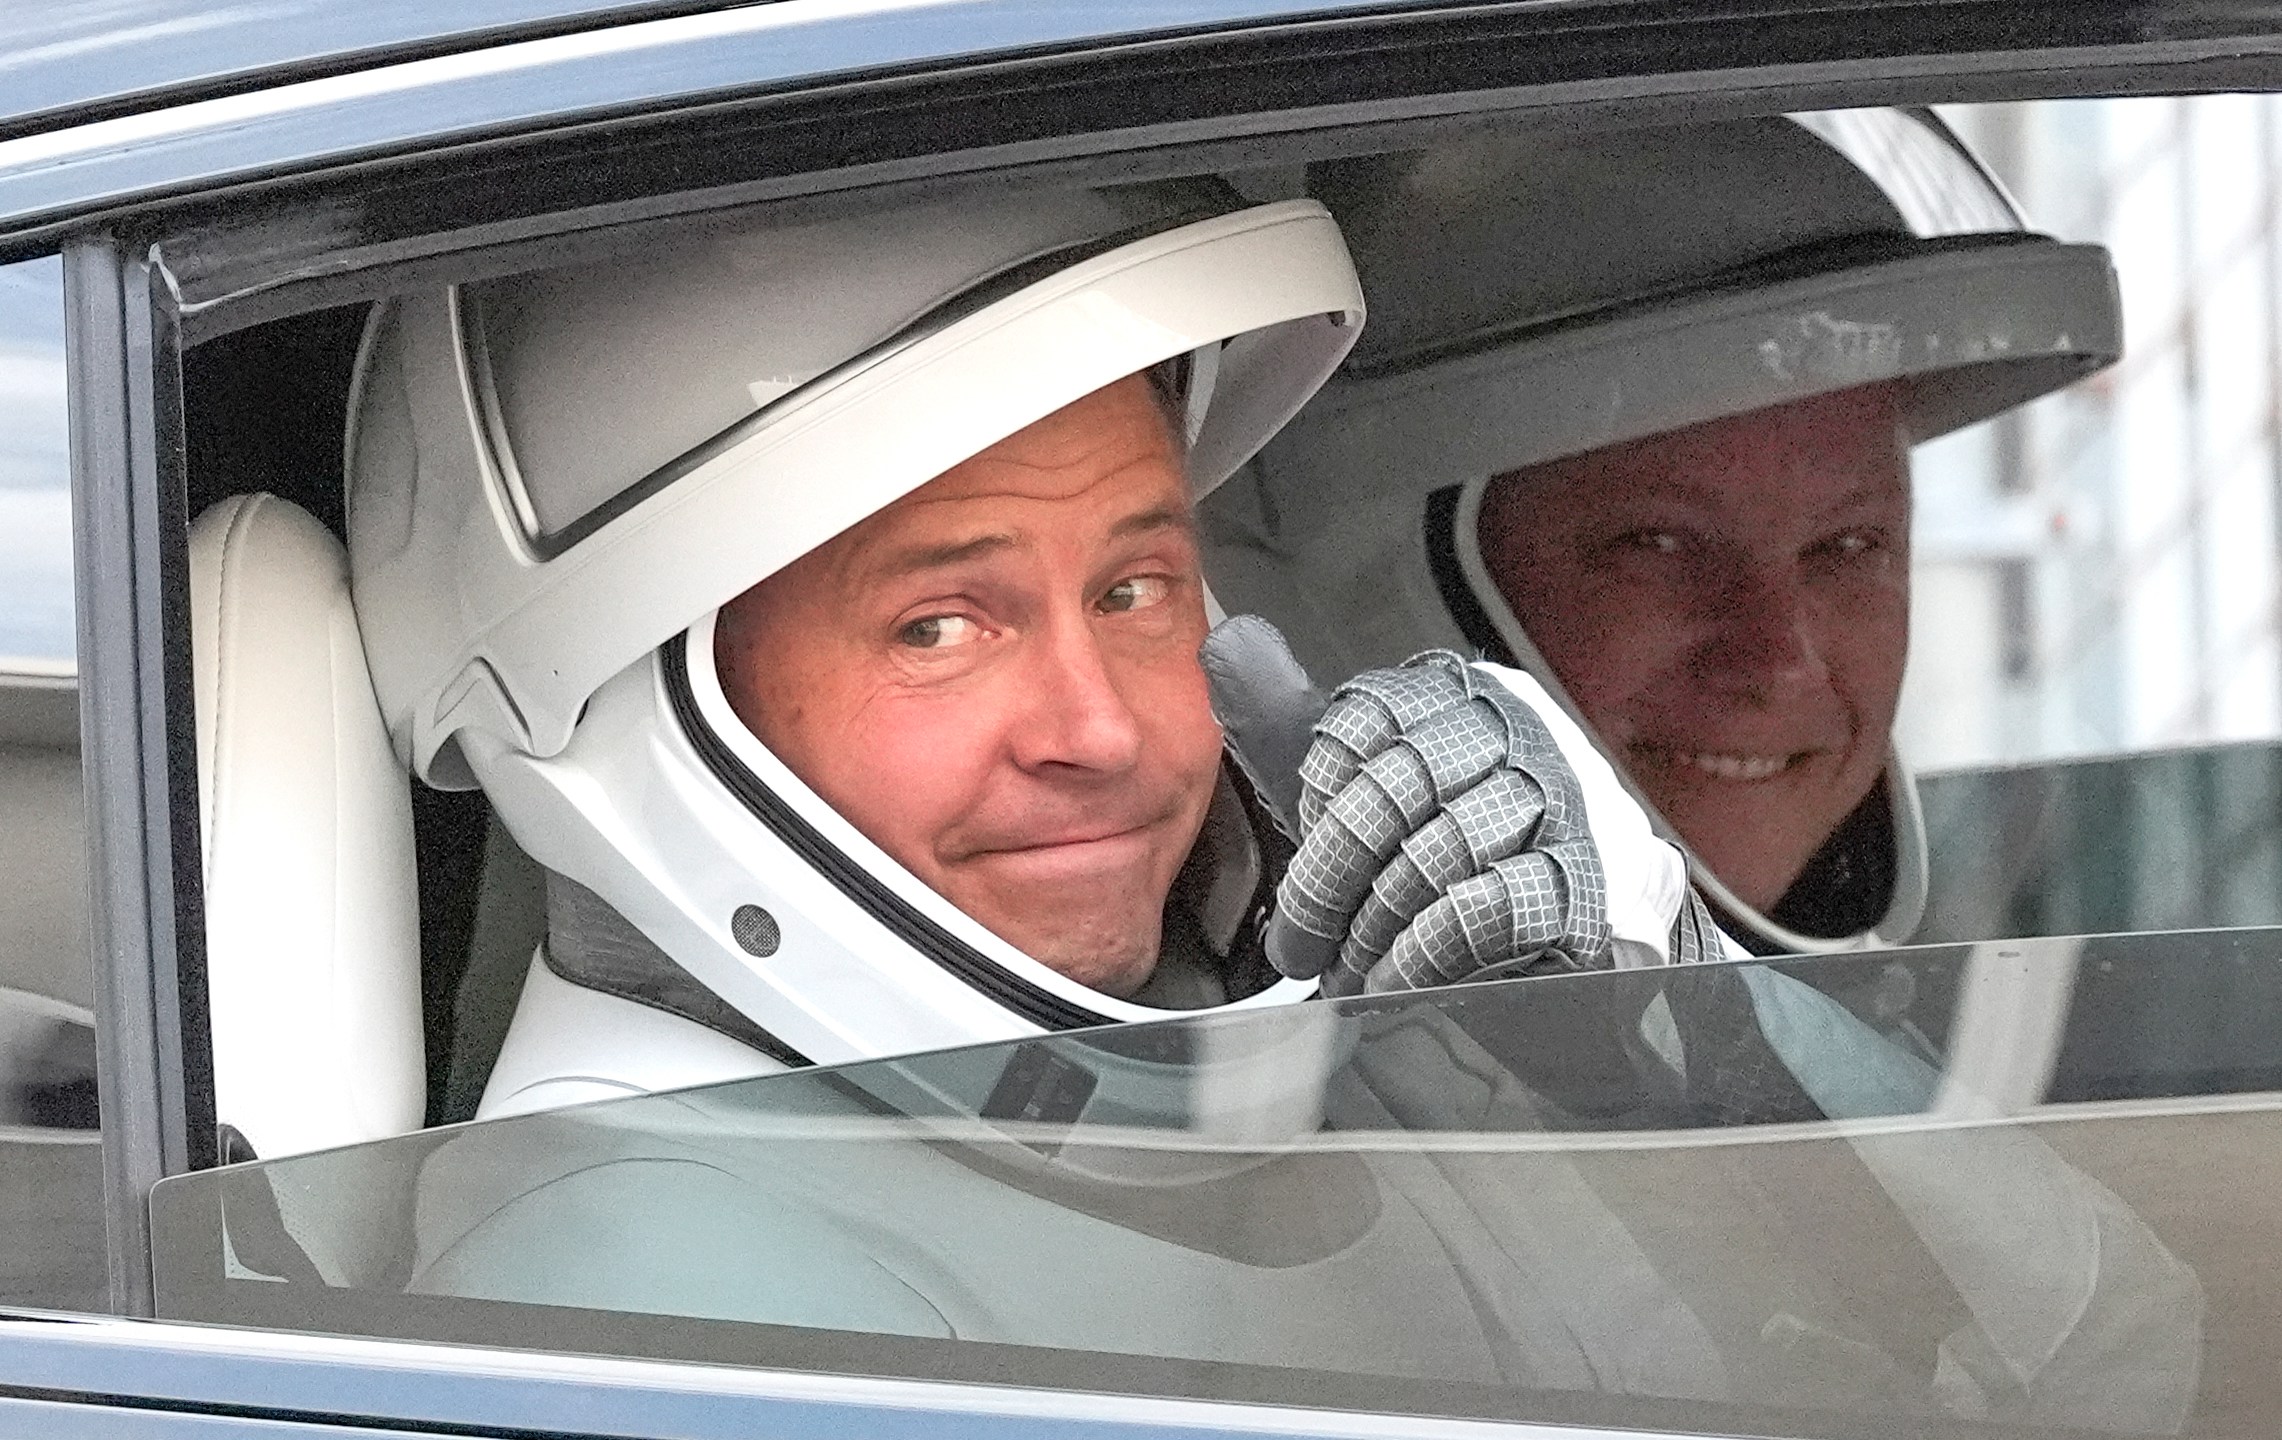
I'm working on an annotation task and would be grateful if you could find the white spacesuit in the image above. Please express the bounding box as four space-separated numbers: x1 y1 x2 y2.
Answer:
330 167 2197 1436
400 922 2199 1433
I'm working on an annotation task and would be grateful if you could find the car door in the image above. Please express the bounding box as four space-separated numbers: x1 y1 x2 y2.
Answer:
15 1 2282 1434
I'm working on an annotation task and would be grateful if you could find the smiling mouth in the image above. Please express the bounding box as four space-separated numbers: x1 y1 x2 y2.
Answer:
1636 746 1807 782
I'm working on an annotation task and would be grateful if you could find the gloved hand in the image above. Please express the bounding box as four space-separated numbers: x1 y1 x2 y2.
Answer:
1203 615 1718 997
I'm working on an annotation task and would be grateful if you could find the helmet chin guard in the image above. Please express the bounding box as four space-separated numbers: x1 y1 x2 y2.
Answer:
350 187 1359 1067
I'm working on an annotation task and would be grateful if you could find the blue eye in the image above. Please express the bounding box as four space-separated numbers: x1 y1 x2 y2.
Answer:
1100 575 1171 613
899 614 980 649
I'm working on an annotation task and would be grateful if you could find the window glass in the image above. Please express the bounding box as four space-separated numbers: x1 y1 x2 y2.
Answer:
147 89 2282 1435
153 941 2255 1435
1186 95 2282 950
1910 97 2282 770
1905 98 2282 939
0 253 104 1312
0 257 71 670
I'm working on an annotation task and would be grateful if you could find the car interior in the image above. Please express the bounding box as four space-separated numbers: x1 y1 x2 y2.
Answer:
8 69 2282 1429
116 99 2274 1141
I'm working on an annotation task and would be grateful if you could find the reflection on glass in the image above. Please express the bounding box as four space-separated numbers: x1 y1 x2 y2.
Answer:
1207 108 2116 952
152 937 2260 1435
0 254 71 671
0 253 98 1314
1201 97 2282 956
0 980 99 1311
0 986 95 1129
1917 744 2282 942
1909 97 2282 773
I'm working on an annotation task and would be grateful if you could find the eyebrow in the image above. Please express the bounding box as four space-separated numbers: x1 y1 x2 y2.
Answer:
876 532 1017 577
1822 475 1910 514
1108 503 1195 541
872 503 1193 579
1602 471 1907 515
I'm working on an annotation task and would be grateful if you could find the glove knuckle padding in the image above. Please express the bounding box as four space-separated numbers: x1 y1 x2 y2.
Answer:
1344 771 1550 962
1359 843 1609 998
1280 666 1477 961
1445 769 1550 864
1295 657 1474 827
1278 650 1619 994
1340 655 1474 728
1356 746 1442 835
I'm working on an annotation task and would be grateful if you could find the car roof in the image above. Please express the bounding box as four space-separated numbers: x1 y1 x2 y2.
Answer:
0 0 718 140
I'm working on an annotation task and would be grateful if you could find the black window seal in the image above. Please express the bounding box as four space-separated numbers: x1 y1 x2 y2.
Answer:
65 233 216 1317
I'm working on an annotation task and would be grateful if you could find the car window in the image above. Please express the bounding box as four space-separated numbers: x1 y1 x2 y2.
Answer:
153 936 2257 1435
169 97 2282 1112
0 257 71 670
140 80 2282 1437
1900 97 2282 941
0 252 105 1313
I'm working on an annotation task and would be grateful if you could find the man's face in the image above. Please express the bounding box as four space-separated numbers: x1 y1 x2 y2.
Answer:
1478 385 1911 912
716 373 1221 998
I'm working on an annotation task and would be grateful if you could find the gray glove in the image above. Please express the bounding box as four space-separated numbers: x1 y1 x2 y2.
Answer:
1203 616 1616 998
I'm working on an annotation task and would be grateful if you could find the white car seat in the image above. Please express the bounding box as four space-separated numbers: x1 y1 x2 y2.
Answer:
188 493 426 1159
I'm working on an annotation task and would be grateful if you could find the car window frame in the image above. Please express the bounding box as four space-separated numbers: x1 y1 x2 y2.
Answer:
12 0 2282 268
29 0 2282 1340
62 233 212 1315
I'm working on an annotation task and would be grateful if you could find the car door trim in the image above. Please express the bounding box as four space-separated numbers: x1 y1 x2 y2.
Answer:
0 1312 1673 1439
64 236 215 1315
4 0 2282 256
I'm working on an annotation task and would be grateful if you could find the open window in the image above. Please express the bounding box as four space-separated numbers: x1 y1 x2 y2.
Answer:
0 0 2261 1433
113 79 2282 1438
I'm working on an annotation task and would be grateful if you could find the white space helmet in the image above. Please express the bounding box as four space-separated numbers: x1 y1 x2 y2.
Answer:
346 183 1365 1067
1207 110 2122 953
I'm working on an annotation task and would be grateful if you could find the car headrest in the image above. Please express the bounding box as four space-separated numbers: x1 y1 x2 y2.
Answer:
190 493 426 1158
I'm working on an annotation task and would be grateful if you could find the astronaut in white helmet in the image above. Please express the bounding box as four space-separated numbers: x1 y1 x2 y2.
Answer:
1210 111 2124 954
344 180 1711 1119
346 178 2199 1432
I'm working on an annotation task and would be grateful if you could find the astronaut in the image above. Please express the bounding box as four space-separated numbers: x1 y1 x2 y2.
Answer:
1208 110 2124 951
343 180 1707 1118
332 172 2198 1434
